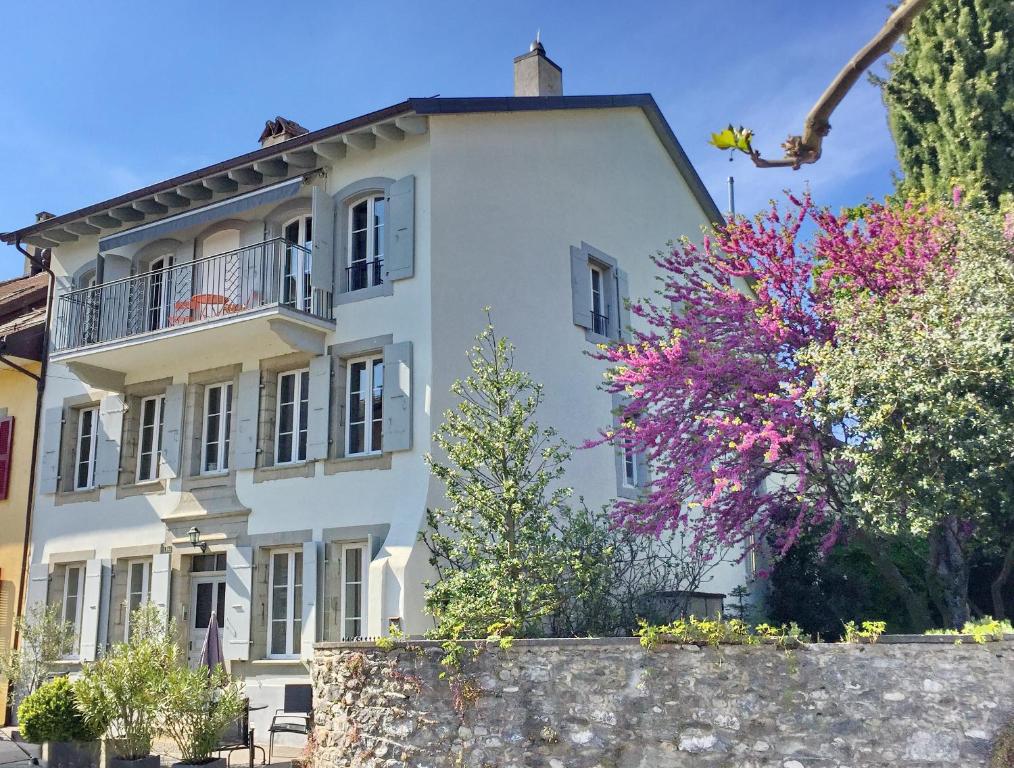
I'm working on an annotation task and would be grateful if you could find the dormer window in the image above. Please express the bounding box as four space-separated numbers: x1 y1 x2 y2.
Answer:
348 195 385 291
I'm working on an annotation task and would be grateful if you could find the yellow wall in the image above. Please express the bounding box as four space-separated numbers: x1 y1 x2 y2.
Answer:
0 361 39 721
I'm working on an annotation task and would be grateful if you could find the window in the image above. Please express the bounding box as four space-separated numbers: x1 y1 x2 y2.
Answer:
146 256 173 332
346 357 383 456
348 195 385 291
136 395 165 483
590 265 609 336
268 549 303 657
62 565 84 656
124 559 150 640
623 447 639 488
202 383 232 474
340 544 366 640
191 552 226 573
75 406 99 490
276 369 309 464
283 215 313 312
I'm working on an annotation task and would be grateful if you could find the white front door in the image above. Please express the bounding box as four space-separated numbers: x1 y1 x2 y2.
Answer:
189 575 226 666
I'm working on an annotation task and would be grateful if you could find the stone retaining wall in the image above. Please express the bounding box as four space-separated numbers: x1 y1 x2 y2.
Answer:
310 636 1013 767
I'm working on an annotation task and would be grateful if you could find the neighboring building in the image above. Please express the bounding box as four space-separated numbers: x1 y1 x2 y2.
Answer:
0 42 748 734
0 268 47 721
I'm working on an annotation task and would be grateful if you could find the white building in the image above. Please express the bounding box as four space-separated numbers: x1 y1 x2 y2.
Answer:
1 42 746 730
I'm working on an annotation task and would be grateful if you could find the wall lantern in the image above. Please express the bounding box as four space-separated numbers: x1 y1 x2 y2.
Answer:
187 526 207 552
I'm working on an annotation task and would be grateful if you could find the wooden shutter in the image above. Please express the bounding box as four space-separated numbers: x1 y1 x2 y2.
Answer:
96 395 125 487
300 541 321 659
39 407 63 494
570 247 593 329
224 546 253 661
616 267 631 340
381 342 412 452
0 416 14 501
80 559 103 661
25 563 50 612
150 552 172 620
310 186 336 292
161 384 186 478
384 176 415 282
234 371 261 470
306 356 331 461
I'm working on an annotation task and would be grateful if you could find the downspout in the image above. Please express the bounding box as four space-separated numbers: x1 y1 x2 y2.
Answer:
9 239 55 660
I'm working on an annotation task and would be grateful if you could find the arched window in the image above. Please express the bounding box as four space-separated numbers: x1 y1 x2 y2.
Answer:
282 214 313 311
348 194 385 291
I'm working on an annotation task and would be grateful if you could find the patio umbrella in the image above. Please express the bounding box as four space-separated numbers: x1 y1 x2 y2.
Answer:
199 610 224 672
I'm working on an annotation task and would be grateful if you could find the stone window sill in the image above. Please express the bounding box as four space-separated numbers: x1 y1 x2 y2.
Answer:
54 488 101 506
253 462 316 484
335 282 394 305
324 453 393 475
116 478 168 499
182 472 234 492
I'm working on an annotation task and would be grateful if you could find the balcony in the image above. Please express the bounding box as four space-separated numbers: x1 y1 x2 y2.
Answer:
51 239 334 379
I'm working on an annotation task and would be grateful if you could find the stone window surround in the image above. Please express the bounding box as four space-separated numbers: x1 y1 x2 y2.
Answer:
576 242 621 345
248 529 313 661
181 364 242 491
320 523 389 642
107 549 158 644
334 178 395 304
612 392 649 501
116 377 173 498
254 351 316 472
55 393 102 499
325 334 395 470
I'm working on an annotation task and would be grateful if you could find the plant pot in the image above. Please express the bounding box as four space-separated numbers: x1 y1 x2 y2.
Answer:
109 756 160 768
42 740 101 768
171 759 227 768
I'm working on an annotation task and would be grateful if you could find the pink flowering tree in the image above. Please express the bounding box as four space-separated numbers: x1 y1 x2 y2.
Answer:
596 194 957 628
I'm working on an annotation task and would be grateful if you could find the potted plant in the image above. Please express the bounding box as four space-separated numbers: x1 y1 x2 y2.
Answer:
75 604 177 768
160 662 244 768
17 676 104 768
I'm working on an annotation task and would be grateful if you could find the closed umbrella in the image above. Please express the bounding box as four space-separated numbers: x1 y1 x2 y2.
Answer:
199 610 224 672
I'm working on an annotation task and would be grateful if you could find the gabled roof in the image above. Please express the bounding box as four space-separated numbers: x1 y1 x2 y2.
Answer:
1 95 720 248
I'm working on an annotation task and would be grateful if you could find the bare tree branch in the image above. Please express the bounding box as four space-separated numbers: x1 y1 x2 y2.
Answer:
749 0 931 169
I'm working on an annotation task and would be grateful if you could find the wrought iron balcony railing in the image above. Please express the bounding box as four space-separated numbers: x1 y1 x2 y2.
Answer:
53 238 332 352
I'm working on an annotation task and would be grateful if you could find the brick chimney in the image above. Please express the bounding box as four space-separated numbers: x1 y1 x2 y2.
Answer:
259 116 309 148
513 34 562 97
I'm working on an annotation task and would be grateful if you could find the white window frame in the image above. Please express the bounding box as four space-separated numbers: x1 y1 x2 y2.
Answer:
590 264 608 336
136 394 166 483
62 564 85 657
267 548 303 659
201 383 233 475
347 194 385 291
339 543 368 641
123 559 151 641
345 356 383 457
623 447 639 488
145 255 174 332
75 406 99 491
282 214 313 312
275 369 310 465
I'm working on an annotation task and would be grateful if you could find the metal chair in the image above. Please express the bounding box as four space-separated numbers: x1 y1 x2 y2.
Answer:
267 684 313 764
216 698 266 766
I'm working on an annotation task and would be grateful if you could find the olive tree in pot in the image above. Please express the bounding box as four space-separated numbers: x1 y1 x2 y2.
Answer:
17 676 105 768
75 605 177 768
160 662 244 768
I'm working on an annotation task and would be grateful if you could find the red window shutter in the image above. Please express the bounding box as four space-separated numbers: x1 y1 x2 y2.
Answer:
0 416 14 501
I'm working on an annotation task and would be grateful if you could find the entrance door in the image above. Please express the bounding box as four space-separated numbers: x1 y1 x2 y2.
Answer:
189 575 226 666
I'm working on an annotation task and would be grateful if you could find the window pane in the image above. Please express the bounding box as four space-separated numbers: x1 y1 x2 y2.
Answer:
223 385 232 470
298 371 309 460
351 201 368 233
194 583 213 629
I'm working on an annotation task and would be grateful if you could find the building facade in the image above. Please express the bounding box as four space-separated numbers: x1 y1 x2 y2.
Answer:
0 270 47 721
1 45 748 733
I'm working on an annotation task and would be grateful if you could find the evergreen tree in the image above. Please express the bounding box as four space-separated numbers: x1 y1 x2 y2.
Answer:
879 0 1014 207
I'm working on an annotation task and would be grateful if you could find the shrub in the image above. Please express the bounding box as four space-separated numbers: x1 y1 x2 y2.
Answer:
75 604 178 759
17 677 102 744
993 720 1014 768
160 663 244 765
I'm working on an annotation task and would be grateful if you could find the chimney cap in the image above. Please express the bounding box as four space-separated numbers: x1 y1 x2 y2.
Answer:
530 29 545 54
259 116 309 148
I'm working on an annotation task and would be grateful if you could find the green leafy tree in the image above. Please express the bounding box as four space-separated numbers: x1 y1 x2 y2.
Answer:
805 209 1014 627
423 314 574 639
18 676 102 744
160 664 244 765
75 605 178 760
0 603 76 703
879 0 1014 207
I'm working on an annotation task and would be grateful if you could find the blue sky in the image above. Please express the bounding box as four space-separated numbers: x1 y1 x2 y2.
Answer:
0 1 900 279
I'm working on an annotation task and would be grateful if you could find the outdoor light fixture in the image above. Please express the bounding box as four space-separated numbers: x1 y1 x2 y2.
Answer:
187 526 207 552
